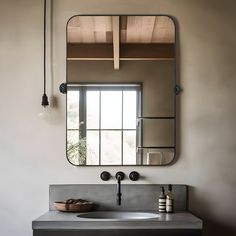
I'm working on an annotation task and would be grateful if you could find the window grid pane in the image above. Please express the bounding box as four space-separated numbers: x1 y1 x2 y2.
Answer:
101 91 122 129
86 91 99 129
101 131 122 165
123 131 137 165
86 131 99 165
67 91 80 129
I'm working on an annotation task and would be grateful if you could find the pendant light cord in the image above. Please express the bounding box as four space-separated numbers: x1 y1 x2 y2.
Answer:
43 0 46 94
41 0 49 107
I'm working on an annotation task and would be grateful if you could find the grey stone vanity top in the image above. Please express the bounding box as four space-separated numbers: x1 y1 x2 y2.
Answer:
33 185 202 231
32 211 202 230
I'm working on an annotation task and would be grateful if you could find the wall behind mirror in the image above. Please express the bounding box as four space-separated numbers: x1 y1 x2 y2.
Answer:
66 15 176 166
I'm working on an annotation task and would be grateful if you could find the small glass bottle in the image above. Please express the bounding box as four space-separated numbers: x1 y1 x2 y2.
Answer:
166 184 174 213
158 186 166 213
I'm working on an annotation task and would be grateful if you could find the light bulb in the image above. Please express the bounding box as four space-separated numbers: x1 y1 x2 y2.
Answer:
38 107 50 119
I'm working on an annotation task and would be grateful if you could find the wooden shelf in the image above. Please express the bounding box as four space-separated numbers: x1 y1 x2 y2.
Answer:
67 57 175 61
67 43 175 61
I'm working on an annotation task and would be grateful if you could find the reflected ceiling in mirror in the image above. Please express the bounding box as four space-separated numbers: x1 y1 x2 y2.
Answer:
67 16 175 43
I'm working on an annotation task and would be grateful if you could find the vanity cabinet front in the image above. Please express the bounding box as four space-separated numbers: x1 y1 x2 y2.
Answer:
34 229 202 236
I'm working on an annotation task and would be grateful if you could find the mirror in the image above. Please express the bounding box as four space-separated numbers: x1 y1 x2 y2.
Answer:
66 15 176 166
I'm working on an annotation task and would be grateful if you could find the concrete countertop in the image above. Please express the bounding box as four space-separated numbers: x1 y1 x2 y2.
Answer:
32 211 202 230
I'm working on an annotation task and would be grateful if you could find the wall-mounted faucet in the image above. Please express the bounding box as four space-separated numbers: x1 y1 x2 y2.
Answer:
115 171 125 205
100 171 140 206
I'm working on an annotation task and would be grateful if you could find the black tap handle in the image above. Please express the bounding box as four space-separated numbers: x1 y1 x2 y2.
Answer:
129 171 140 181
100 171 111 181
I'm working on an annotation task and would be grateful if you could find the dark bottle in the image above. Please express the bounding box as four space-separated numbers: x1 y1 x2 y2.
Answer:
166 184 174 213
158 186 166 213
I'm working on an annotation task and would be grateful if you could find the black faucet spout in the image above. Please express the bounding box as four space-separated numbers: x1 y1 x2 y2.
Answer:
115 171 125 206
117 176 122 205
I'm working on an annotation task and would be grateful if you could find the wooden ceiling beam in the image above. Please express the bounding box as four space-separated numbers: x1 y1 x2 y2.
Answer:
67 43 175 60
112 16 120 70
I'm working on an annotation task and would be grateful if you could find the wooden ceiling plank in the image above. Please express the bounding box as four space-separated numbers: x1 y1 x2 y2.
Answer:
112 16 120 70
68 16 80 27
67 16 82 43
140 16 156 43
79 16 95 43
67 28 82 43
152 16 175 43
126 16 142 43
163 17 175 43
94 16 108 43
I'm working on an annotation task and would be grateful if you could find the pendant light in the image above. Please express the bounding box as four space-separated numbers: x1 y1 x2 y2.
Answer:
41 0 49 107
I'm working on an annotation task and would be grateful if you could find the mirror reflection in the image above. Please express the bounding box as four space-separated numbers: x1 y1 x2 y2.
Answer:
66 15 176 166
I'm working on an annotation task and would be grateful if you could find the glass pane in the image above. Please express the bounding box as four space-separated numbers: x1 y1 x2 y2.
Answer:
101 91 122 129
67 91 79 129
140 119 175 147
139 148 175 165
123 91 137 129
86 131 99 165
87 91 99 129
67 130 80 165
101 131 121 165
142 61 175 117
123 131 136 165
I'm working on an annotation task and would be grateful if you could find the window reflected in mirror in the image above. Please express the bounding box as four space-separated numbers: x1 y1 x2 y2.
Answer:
67 84 141 165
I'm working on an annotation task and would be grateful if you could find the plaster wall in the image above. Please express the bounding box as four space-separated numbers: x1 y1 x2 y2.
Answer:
0 0 236 235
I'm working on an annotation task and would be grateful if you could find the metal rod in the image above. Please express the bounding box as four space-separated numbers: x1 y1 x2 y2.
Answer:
137 117 175 119
121 91 123 165
99 90 101 165
137 146 175 149
67 128 136 131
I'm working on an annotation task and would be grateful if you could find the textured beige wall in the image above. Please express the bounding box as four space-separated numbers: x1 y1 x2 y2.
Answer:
0 0 236 236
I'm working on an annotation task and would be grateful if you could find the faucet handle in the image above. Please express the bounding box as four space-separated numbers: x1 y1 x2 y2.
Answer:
100 171 111 181
129 171 140 181
115 171 125 180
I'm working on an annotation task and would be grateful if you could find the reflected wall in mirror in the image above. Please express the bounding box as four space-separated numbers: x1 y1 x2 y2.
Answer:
66 15 176 166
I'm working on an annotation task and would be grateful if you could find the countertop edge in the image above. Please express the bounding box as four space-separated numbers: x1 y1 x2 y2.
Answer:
32 211 203 230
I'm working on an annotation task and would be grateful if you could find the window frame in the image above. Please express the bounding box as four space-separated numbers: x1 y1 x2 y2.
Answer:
67 83 143 166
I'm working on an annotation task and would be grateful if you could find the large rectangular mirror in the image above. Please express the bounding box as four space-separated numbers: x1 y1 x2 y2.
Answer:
65 15 176 166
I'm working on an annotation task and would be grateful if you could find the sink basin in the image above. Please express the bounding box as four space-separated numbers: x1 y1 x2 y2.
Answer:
77 211 160 221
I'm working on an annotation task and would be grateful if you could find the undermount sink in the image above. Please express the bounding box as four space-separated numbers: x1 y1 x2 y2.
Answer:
77 211 160 221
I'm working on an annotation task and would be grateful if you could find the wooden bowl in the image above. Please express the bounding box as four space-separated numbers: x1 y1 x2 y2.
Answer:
54 201 94 212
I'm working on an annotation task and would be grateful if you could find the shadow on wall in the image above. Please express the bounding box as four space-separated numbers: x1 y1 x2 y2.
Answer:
203 220 235 236
188 186 235 236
